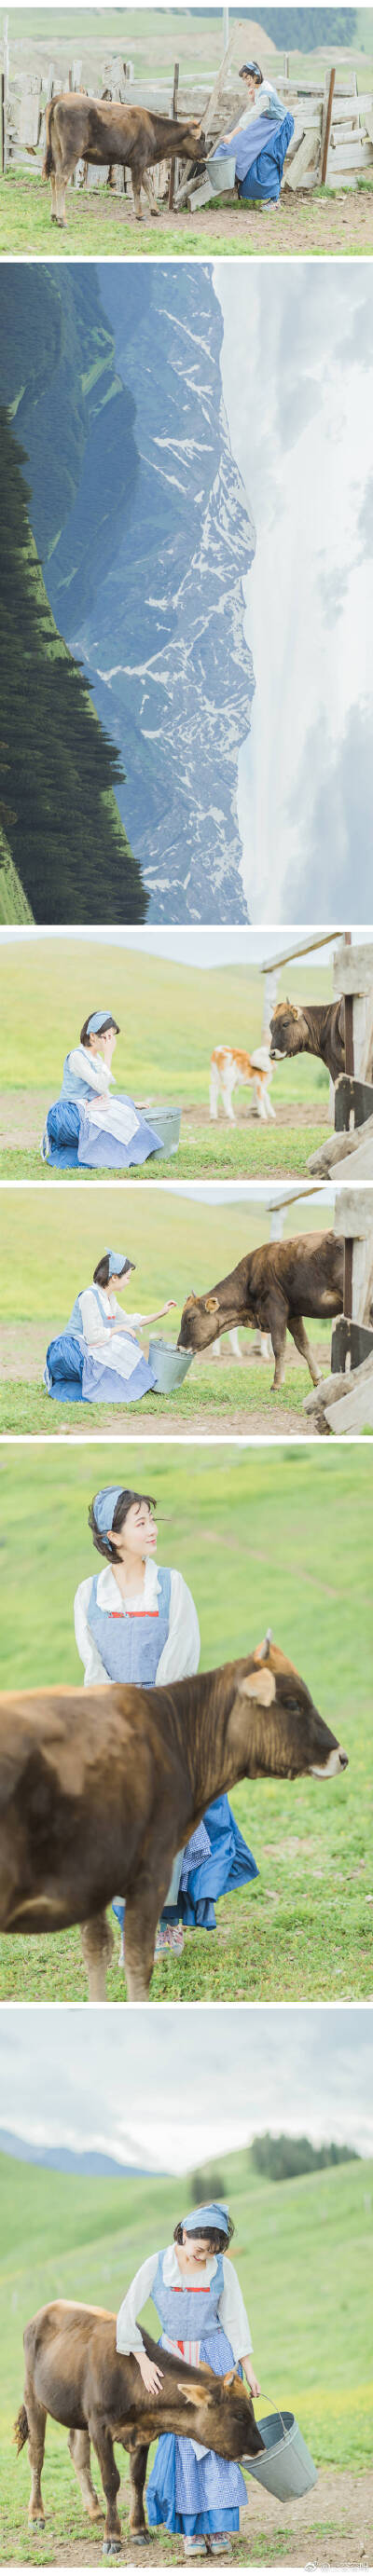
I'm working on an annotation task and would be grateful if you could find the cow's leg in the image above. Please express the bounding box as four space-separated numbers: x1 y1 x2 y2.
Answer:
49 171 58 222
253 1076 267 1125
287 1313 322 1388
89 2418 121 2552
228 1329 242 1360
129 2443 150 2542
80 1909 114 2002
266 1304 288 1390
142 165 160 218
25 2381 47 2526
209 1062 220 1120
221 1069 236 1125
265 1083 276 1122
54 156 76 226
68 2429 103 2524
124 1873 172 2000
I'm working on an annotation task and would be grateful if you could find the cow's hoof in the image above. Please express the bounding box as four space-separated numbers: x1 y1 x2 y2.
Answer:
103 2542 121 2559
131 2535 150 2547
29 2514 45 2527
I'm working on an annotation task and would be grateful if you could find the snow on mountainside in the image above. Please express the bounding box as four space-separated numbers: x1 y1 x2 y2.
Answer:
65 265 256 923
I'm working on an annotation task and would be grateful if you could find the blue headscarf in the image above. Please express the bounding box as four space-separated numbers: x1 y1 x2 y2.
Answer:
92 1487 124 1536
182 2201 229 2236
86 1010 114 1035
104 1250 132 1278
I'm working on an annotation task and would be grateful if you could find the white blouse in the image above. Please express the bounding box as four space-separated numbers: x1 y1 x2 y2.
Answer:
117 2244 253 2363
75 1557 200 1689
68 1046 115 1097
78 1285 143 1349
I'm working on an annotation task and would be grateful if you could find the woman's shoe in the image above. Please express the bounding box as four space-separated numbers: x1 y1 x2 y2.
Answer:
154 1924 172 1959
206 2542 232 2558
183 2541 208 2558
154 1923 185 1961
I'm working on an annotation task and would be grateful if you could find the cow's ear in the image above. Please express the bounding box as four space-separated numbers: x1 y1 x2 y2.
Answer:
204 1295 219 1313
177 2382 204 2407
222 2369 238 2389
240 1667 276 1708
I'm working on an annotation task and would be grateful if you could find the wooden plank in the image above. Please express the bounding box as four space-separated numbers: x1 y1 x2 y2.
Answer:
327 138 373 168
333 1133 373 1182
324 1376 373 1432
331 90 372 118
168 60 179 210
321 66 336 183
336 941 373 996
344 993 354 1077
0 74 4 174
285 130 319 188
334 1189 373 1240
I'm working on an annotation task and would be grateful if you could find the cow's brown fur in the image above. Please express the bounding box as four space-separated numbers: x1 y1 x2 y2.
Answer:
269 998 345 1085
178 1231 344 1391
0 1642 347 1999
14 2304 264 2545
42 96 205 225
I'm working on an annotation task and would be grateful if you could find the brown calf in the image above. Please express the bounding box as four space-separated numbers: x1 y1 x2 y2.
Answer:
0 1639 347 2001
178 1231 344 1390
42 97 205 225
15 2305 264 2549
269 998 345 1085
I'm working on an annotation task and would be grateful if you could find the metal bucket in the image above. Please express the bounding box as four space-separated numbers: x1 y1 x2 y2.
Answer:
148 1336 192 1395
243 2404 317 2503
207 151 236 194
147 1104 181 1158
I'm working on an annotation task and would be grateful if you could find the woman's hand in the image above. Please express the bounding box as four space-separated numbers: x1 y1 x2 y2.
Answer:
163 1300 177 1313
244 2362 261 2400
138 2351 164 2396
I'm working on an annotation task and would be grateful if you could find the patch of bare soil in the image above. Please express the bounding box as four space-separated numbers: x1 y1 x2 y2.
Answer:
0 1323 47 1382
0 1093 327 1153
0 1089 48 1148
183 1103 328 1131
41 2468 373 2567
62 180 373 255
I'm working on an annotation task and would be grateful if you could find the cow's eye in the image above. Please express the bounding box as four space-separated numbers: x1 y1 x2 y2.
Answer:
286 1698 300 1717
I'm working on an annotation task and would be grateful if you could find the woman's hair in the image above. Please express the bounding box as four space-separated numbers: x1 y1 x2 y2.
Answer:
240 60 262 80
173 2219 235 2253
80 1014 119 1048
89 1488 157 1563
93 1254 133 1290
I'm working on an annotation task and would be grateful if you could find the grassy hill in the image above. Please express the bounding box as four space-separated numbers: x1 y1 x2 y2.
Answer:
0 2145 371 2562
0 1443 371 2004
0 829 33 925
0 1182 334 1326
0 937 332 1106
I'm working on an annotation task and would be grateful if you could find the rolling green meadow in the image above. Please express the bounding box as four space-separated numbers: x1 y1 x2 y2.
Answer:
0 938 331 1181
0 1183 335 1434
0 1443 372 2002
0 2142 372 2564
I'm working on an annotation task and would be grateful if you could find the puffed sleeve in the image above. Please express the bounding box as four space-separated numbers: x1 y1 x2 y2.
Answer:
79 1288 108 1346
156 1572 200 1685
117 2254 159 2353
74 1579 108 1687
218 2259 253 2362
68 1048 110 1096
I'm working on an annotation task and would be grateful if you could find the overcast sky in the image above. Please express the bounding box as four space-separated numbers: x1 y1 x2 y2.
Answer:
216 263 373 924
1 2007 372 2172
0 926 338 969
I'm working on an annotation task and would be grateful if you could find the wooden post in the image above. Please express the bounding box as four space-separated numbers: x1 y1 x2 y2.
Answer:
0 72 4 174
321 66 336 183
168 59 179 210
343 927 353 1076
344 1239 353 1320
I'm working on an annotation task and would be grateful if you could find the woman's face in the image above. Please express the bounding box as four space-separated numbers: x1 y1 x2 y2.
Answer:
110 1500 158 1561
181 2231 214 2264
241 72 257 102
100 1025 117 1064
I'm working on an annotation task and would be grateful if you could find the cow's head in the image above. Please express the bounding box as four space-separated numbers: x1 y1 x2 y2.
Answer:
178 1278 252 1354
180 119 206 161
269 999 309 1061
228 1635 348 1783
176 2367 264 2460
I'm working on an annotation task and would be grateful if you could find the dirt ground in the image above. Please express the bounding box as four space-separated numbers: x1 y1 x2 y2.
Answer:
21 179 373 255
0 1089 328 1154
35 2467 373 2566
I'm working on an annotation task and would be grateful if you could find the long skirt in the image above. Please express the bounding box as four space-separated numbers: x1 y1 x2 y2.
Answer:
147 2331 247 2535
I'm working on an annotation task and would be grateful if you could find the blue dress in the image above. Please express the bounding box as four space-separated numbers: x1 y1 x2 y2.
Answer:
146 2251 248 2535
87 1572 258 1932
44 1283 157 1405
42 1052 164 1172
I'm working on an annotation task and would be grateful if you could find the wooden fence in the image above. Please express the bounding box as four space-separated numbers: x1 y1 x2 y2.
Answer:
2 38 373 198
309 941 373 1183
304 1186 373 1434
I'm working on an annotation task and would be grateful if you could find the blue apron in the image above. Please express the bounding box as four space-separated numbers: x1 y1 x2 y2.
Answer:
147 2250 247 2536
87 1576 258 1932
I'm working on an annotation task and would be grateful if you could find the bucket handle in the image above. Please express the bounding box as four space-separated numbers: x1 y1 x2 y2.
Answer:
255 2390 291 2446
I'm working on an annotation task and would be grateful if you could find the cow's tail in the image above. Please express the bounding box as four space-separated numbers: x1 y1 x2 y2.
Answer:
41 99 55 181
13 2404 29 2455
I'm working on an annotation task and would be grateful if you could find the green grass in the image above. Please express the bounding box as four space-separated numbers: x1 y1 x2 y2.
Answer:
0 1127 326 1182
0 2144 372 2563
0 1363 327 1436
0 1443 372 2003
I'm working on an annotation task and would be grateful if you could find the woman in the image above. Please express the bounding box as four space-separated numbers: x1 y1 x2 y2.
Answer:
45 1249 174 1404
74 1484 258 1958
42 1007 163 1170
117 2199 260 2556
213 59 294 207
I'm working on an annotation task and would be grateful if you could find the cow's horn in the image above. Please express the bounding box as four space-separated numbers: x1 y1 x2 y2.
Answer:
254 1629 272 1665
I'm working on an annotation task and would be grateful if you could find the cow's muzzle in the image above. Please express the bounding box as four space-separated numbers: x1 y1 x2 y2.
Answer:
311 1746 348 1777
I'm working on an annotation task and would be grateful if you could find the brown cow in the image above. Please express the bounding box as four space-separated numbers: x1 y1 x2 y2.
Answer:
269 998 345 1085
42 97 205 226
14 2306 264 2548
178 1232 344 1391
0 1637 348 2002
